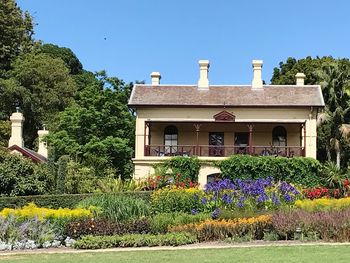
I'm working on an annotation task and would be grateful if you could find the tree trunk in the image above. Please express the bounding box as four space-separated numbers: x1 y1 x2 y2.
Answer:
336 149 341 168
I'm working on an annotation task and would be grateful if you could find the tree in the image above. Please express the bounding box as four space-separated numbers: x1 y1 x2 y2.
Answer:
0 51 77 148
40 43 83 75
271 56 337 85
47 72 135 179
316 62 350 168
0 148 53 196
0 0 35 75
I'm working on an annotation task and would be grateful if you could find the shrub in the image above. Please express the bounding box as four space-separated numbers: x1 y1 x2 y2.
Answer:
150 212 210 234
66 218 150 239
272 208 350 241
294 197 350 211
218 155 322 187
0 149 54 196
169 215 272 241
77 194 150 222
150 187 204 214
74 232 197 249
65 161 97 194
202 178 300 214
0 192 151 210
152 157 201 188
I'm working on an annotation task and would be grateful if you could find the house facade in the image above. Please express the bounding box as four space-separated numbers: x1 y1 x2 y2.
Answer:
128 60 325 186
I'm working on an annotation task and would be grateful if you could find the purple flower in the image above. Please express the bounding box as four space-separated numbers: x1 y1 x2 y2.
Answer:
221 193 233 204
257 194 269 203
201 197 208 205
211 208 221 219
236 196 245 208
283 194 294 202
272 192 281 206
191 209 198 215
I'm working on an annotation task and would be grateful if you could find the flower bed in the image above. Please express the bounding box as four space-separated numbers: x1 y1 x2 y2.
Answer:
295 197 350 211
272 208 350 241
0 202 91 221
202 178 300 215
169 215 272 241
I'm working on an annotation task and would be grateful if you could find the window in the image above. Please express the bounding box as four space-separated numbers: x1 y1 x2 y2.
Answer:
164 125 178 154
272 126 287 146
209 132 224 156
234 132 249 154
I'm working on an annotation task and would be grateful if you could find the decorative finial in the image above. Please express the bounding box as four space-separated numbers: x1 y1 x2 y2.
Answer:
16 106 20 113
42 124 46 131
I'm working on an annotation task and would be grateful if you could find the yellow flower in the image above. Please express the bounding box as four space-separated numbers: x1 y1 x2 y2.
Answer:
0 202 92 220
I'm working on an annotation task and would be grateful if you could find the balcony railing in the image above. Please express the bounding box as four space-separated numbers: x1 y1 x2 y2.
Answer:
144 145 305 157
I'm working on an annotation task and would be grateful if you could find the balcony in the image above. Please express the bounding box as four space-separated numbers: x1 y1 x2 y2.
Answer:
144 145 305 158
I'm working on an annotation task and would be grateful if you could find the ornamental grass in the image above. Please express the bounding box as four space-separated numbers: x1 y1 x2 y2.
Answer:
169 215 272 241
0 202 91 221
295 197 350 211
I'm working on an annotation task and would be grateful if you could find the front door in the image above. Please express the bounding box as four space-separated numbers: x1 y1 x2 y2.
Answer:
234 132 249 154
209 132 224 156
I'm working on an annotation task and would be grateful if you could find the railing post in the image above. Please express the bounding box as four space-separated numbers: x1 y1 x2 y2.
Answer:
193 123 201 156
303 123 307 157
247 124 254 154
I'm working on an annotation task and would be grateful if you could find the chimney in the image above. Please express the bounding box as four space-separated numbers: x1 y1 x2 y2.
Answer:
150 72 161 85
8 107 25 148
295 73 306 85
252 60 263 89
37 126 49 158
197 60 210 89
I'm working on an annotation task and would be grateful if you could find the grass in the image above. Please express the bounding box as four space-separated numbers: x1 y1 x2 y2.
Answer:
2 245 350 263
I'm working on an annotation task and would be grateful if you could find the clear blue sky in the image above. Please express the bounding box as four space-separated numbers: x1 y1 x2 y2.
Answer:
17 0 350 85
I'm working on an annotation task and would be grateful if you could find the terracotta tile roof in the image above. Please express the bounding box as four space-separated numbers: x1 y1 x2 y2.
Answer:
128 85 325 107
8 145 47 163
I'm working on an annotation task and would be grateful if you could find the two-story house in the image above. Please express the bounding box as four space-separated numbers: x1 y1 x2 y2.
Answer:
128 60 325 186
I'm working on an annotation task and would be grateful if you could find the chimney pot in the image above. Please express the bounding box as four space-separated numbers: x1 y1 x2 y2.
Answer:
295 72 306 85
150 72 161 85
252 60 263 89
198 60 210 89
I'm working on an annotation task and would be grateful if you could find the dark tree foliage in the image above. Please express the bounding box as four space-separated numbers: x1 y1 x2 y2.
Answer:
40 43 83 75
0 0 35 75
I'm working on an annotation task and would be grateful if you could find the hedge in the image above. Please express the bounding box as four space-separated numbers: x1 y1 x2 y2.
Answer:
0 191 152 210
218 155 323 187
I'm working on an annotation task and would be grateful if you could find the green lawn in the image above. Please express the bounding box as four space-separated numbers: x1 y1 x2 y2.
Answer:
1 245 350 263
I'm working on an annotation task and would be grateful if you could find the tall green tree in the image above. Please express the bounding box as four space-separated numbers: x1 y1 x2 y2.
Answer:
0 51 77 148
40 43 83 75
47 71 135 179
0 0 35 75
316 62 350 167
